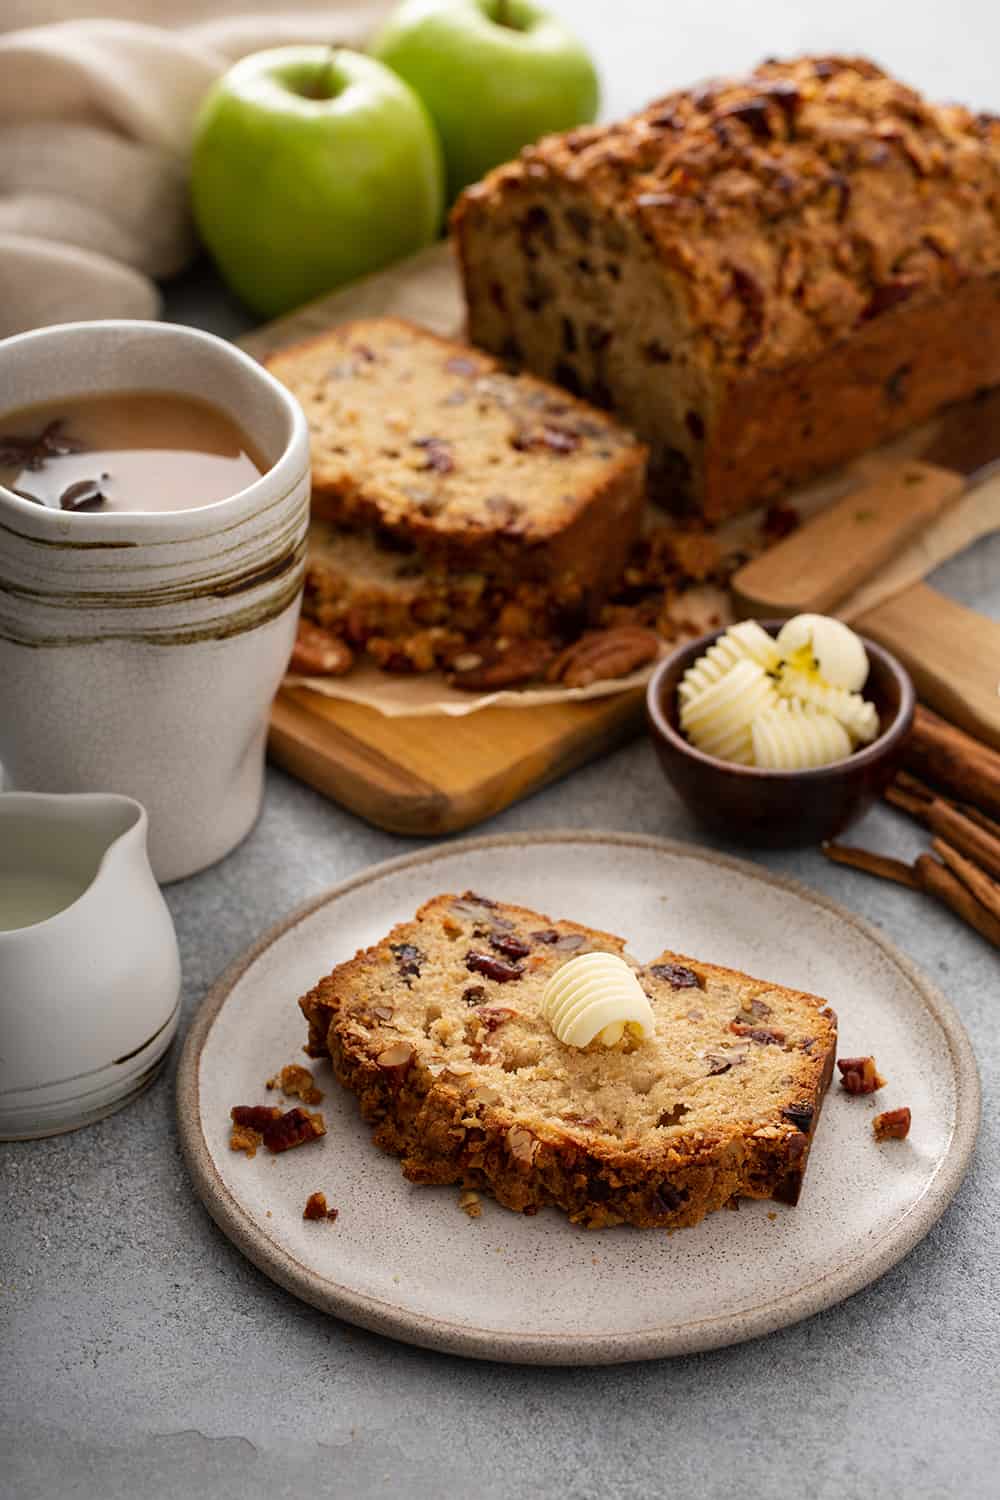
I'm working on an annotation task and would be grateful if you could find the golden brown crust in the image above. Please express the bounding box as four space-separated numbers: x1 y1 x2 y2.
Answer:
298 893 837 1230
453 56 1000 519
705 272 1000 520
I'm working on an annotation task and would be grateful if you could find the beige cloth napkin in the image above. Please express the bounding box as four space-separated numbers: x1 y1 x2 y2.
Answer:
0 5 391 336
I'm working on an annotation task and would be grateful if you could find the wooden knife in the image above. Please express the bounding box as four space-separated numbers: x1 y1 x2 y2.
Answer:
732 389 1000 748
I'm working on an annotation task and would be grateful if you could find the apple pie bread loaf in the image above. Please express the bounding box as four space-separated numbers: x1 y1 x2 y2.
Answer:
453 56 1000 521
299 892 837 1230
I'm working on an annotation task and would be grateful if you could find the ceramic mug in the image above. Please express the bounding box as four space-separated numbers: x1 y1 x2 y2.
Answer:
0 793 181 1140
0 321 310 881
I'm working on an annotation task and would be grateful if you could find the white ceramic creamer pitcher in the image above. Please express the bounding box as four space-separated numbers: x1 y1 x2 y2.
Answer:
0 792 181 1139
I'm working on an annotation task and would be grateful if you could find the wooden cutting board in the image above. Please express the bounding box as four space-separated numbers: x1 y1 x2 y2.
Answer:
269 683 646 835
247 245 998 835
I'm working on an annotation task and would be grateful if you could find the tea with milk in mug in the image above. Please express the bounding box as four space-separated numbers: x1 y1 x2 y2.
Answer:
0 391 267 513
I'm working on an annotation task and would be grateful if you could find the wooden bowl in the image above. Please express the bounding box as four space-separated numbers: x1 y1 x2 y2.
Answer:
646 623 915 848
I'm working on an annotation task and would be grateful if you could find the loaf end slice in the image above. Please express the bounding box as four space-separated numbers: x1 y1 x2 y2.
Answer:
299 893 837 1229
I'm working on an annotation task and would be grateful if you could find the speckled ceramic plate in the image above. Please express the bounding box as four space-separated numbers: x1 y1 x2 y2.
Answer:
176 832 979 1365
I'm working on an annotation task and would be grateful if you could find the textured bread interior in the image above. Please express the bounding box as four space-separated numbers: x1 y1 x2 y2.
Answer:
303 520 577 652
455 188 710 505
265 316 646 558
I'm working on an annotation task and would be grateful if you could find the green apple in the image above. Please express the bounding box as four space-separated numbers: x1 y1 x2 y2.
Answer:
191 47 444 319
371 0 599 202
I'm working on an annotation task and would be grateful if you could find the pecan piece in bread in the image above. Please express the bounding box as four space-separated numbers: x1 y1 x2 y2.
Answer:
289 620 354 677
546 626 660 687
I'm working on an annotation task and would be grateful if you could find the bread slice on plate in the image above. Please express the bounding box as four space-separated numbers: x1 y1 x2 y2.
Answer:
265 316 647 608
299 893 837 1230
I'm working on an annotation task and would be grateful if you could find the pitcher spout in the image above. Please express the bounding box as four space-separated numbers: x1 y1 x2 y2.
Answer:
0 792 149 937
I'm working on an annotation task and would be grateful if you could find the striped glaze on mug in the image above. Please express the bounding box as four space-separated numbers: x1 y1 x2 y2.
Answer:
0 321 311 881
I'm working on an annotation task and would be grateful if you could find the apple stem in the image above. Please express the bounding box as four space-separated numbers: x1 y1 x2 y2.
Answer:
310 46 338 100
495 0 513 27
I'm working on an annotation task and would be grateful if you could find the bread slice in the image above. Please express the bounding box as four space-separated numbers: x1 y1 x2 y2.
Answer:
265 317 647 605
299 893 837 1230
303 520 572 671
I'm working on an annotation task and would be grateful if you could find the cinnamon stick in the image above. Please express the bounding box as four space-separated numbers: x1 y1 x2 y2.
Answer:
885 784 931 823
927 800 1000 881
822 842 920 889
885 785 1000 879
894 770 935 804
954 801 1000 842
915 855 1000 948
931 838 1000 922
890 770 1000 838
905 705 1000 822
822 836 1000 946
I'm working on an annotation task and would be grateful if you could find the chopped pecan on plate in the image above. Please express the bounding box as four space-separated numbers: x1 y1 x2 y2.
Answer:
837 1055 886 1095
289 620 354 677
230 1118 266 1158
873 1107 911 1141
303 1191 339 1221
449 637 556 690
229 1104 326 1155
546 626 660 688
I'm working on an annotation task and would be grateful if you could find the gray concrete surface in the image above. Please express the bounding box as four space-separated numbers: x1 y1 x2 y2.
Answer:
4 539 998 1500
5 3 1000 1495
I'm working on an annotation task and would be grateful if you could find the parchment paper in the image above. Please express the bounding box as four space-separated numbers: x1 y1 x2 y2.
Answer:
283 457 865 716
285 585 734 717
